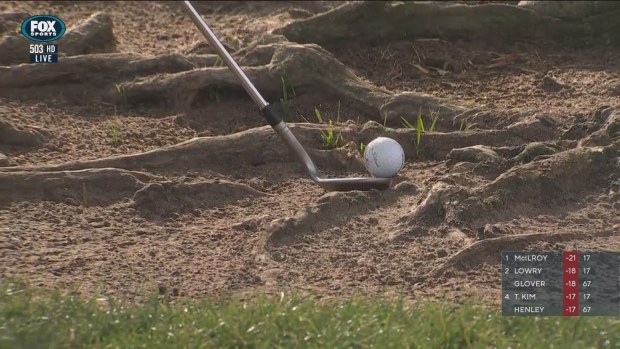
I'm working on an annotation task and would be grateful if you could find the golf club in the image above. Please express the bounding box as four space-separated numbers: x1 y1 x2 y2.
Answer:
182 1 392 191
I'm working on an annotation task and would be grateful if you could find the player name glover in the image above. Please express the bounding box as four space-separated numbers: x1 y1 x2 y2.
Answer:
513 280 546 287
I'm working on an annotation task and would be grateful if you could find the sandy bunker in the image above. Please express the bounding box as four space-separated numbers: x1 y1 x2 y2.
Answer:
0 1 619 303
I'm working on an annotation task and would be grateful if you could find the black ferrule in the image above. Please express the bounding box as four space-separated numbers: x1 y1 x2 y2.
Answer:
261 103 283 126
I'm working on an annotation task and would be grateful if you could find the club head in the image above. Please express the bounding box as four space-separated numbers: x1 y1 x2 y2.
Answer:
313 176 392 192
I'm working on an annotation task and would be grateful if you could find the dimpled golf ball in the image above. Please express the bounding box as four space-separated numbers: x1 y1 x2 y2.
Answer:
363 137 405 178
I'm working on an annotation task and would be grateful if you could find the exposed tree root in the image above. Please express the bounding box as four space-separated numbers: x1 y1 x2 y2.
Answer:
399 110 619 235
0 39 464 121
0 12 116 66
113 43 465 118
233 34 289 66
0 168 155 207
392 141 618 240
378 92 465 126
275 1 620 46
0 112 562 177
0 120 50 147
356 114 560 160
187 1 339 16
507 142 559 164
436 232 579 274
0 153 8 167
428 231 606 277
133 179 267 218
0 127 286 172
254 189 400 262
446 145 504 167
0 12 28 35
580 107 620 147
0 53 219 89
518 1 620 20
0 124 364 174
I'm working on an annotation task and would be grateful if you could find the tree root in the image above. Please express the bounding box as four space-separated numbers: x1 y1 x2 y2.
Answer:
0 12 28 35
0 53 219 89
0 110 564 179
518 1 620 20
429 225 618 277
428 231 602 277
0 12 116 66
0 124 364 174
446 145 504 167
392 141 618 240
274 1 618 46
0 120 50 147
580 107 620 147
356 114 560 160
0 168 155 208
1 37 465 121
255 189 400 263
133 179 268 218
188 1 339 16
114 42 464 118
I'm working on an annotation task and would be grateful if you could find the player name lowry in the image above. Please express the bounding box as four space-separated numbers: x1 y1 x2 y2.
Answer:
513 267 543 274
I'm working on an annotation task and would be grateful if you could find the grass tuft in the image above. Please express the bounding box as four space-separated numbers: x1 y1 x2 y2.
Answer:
314 107 324 124
314 106 344 149
114 82 127 105
459 119 477 131
280 76 296 121
401 108 442 156
429 108 440 132
400 116 415 130
107 117 122 145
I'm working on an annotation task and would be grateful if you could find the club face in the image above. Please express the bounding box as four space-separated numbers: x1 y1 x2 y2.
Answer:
315 177 392 192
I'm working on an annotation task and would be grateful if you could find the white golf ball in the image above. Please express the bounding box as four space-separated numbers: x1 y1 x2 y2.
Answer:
363 137 405 178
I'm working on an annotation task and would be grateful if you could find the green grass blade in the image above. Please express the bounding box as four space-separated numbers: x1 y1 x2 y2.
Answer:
429 114 439 132
416 114 424 148
315 107 323 123
281 76 287 102
336 100 341 123
400 117 415 129
416 113 425 132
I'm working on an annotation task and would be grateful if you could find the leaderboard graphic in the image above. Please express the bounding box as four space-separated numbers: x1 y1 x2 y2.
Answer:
502 251 620 316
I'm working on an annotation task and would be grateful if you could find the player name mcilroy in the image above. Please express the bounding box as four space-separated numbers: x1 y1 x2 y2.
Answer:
513 254 548 261
514 306 545 313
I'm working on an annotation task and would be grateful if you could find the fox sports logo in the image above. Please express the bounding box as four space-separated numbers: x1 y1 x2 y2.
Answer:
21 15 66 42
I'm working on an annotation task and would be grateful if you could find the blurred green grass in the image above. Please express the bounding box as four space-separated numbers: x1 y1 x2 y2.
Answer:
1 280 618 349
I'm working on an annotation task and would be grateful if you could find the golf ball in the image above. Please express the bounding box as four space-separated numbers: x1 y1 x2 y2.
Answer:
363 137 405 178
